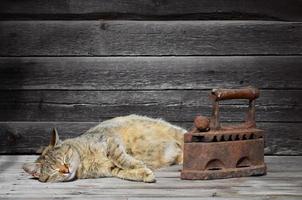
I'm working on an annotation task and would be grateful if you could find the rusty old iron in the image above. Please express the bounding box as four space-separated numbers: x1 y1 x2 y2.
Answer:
181 86 267 180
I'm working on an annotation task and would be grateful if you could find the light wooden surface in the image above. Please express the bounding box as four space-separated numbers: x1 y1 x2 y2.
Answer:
0 156 301 199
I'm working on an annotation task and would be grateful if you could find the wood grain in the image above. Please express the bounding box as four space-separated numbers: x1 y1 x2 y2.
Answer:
0 21 301 56
1 56 301 90
0 0 301 21
0 156 301 199
0 122 301 155
0 2 301 159
0 90 301 122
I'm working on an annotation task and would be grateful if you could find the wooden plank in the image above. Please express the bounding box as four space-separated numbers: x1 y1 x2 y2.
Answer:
1 178 302 196
129 198 302 200
0 156 301 199
0 56 301 90
3 170 301 188
3 198 297 200
0 0 301 21
1 178 301 193
0 21 301 56
0 122 301 155
0 90 301 122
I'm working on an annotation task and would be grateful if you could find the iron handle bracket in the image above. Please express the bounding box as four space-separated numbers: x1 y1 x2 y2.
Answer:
209 86 259 130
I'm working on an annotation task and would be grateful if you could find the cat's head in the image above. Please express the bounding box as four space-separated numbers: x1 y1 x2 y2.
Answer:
23 128 80 182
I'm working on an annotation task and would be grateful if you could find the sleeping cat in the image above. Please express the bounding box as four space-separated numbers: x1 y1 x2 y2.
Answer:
23 115 186 183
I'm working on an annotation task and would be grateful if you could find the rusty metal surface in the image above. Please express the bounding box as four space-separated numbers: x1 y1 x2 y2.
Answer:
181 86 267 180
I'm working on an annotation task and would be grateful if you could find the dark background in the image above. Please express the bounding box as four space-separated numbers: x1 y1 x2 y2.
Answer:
0 0 301 155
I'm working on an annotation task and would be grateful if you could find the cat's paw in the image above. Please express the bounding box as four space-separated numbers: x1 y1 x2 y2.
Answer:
143 168 156 183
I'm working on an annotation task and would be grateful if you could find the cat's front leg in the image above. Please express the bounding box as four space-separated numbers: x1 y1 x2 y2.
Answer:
107 137 145 169
106 136 156 182
111 167 156 183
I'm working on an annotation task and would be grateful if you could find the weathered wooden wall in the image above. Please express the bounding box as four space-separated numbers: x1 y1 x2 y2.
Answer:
0 1 301 155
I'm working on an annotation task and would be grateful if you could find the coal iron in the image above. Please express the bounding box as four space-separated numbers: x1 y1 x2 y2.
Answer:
181 87 267 180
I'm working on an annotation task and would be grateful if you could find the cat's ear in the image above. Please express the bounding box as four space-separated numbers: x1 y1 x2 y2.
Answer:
50 128 61 147
23 163 41 178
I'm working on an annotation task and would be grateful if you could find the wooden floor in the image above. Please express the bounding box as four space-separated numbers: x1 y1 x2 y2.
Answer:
0 156 301 200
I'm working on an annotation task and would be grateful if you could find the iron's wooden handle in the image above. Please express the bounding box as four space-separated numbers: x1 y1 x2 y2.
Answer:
209 86 260 130
211 87 259 101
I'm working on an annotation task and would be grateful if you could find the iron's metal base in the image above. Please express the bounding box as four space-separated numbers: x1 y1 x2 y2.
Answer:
181 164 267 180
